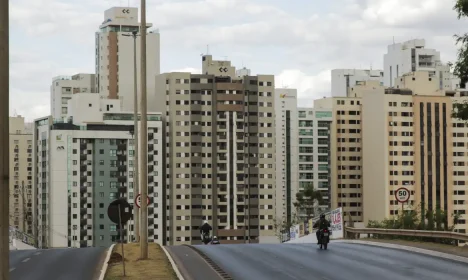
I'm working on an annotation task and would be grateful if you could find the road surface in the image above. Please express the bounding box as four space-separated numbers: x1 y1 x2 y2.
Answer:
9 247 106 280
196 242 468 280
166 246 224 280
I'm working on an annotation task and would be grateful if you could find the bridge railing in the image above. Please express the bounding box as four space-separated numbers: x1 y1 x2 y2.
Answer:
345 227 468 242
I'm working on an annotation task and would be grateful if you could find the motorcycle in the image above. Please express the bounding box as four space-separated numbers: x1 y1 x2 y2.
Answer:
318 228 330 250
201 234 212 245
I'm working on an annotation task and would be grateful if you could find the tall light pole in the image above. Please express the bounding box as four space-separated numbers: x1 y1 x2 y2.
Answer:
123 31 140 243
139 0 149 259
0 0 9 278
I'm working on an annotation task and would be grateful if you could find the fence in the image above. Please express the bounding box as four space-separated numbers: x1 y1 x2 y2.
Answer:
344 227 468 242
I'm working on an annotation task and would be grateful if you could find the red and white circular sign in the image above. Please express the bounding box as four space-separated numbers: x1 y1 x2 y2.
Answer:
395 187 410 203
135 194 150 208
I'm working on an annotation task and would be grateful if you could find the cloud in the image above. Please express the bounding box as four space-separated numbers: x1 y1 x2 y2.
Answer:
9 0 467 120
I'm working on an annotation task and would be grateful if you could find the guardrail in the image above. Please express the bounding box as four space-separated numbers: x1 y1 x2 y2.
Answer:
9 226 36 247
345 227 468 242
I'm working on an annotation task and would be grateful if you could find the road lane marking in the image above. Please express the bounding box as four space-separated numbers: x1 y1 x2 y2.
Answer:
22 258 31 263
34 252 42 255
9 268 15 272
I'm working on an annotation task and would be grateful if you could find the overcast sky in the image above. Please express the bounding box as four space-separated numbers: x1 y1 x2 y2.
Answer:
9 0 467 121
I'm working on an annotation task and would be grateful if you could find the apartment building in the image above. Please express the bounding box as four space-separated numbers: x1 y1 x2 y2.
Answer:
384 39 452 90
95 6 160 112
50 74 96 121
155 55 276 245
297 107 332 213
316 72 468 237
274 89 299 225
33 94 163 248
331 69 384 97
9 116 33 234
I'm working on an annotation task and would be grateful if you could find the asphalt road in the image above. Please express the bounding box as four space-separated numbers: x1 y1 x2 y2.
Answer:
196 242 468 280
9 247 106 280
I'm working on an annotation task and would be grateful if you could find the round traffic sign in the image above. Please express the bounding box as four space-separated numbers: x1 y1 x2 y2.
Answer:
135 194 150 209
395 187 410 203
107 198 132 224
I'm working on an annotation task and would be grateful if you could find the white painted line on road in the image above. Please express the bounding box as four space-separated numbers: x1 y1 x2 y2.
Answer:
98 244 115 280
162 246 186 280
34 252 42 256
22 258 31 263
9 268 15 272
338 240 468 264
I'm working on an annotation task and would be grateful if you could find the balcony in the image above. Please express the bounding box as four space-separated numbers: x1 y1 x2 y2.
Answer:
80 153 87 160
80 229 87 236
80 218 87 225
118 186 127 193
117 164 126 171
80 208 87 215
80 197 87 204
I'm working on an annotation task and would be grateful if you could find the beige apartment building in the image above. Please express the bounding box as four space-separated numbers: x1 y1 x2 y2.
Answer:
9 116 33 234
315 71 467 237
155 55 277 245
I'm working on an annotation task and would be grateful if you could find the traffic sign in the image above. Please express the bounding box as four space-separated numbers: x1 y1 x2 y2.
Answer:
395 187 410 203
107 199 132 224
135 194 150 209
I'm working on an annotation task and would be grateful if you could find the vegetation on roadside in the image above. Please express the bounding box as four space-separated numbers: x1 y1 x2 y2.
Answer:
105 243 178 280
367 203 461 245
294 183 324 221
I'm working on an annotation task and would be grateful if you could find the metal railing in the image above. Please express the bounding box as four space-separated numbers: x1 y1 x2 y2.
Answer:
345 227 468 242
9 226 36 247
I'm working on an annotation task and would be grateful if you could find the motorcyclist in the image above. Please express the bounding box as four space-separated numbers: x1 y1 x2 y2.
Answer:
200 220 212 244
313 214 331 244
211 236 220 245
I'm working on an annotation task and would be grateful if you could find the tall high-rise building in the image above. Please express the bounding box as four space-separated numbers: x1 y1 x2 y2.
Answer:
384 39 452 90
331 69 384 97
50 74 96 121
315 71 468 242
9 116 33 234
155 55 277 245
95 7 160 112
297 107 332 213
33 93 163 248
274 89 298 225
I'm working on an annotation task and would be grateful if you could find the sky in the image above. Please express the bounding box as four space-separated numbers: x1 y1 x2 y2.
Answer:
9 0 467 121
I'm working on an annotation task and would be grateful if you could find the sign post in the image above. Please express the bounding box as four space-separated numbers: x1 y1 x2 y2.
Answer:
107 199 132 277
134 194 150 209
395 187 411 227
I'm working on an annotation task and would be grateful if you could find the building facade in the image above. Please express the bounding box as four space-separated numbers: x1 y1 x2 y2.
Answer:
297 107 332 214
384 39 452 90
274 89 298 226
33 94 163 248
155 55 276 245
50 74 96 121
9 116 33 234
331 69 384 97
95 7 160 112
315 71 468 241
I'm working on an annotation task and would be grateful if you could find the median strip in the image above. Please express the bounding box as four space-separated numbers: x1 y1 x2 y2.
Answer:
104 243 179 280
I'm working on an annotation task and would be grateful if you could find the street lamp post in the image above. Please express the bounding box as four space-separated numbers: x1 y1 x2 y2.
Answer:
0 0 9 278
122 31 140 243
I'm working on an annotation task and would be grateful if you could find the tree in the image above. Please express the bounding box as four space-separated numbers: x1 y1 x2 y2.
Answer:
452 0 468 120
293 183 323 221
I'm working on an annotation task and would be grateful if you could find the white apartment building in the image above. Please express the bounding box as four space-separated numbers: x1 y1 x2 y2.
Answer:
274 89 299 226
95 7 160 112
33 93 163 248
315 72 468 240
384 39 452 90
297 107 332 214
50 74 96 121
9 116 33 234
331 69 384 97
155 55 277 245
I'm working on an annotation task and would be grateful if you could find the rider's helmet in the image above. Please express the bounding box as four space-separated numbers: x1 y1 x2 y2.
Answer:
320 214 325 219
203 220 208 225
212 236 218 240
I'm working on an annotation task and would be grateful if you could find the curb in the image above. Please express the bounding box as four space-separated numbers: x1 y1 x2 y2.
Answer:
98 243 116 280
162 246 185 280
337 240 468 264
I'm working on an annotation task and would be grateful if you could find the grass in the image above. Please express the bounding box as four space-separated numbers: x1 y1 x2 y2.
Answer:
360 238 468 258
105 243 179 280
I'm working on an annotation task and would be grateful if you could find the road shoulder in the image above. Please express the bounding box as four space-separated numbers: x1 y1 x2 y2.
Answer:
166 246 224 280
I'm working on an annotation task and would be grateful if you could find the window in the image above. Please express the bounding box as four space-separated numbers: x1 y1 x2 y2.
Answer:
99 160 104 165
109 150 117 156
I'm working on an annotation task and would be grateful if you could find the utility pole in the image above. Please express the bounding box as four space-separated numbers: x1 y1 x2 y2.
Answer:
132 31 140 243
139 0 149 259
123 31 140 242
0 0 9 277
